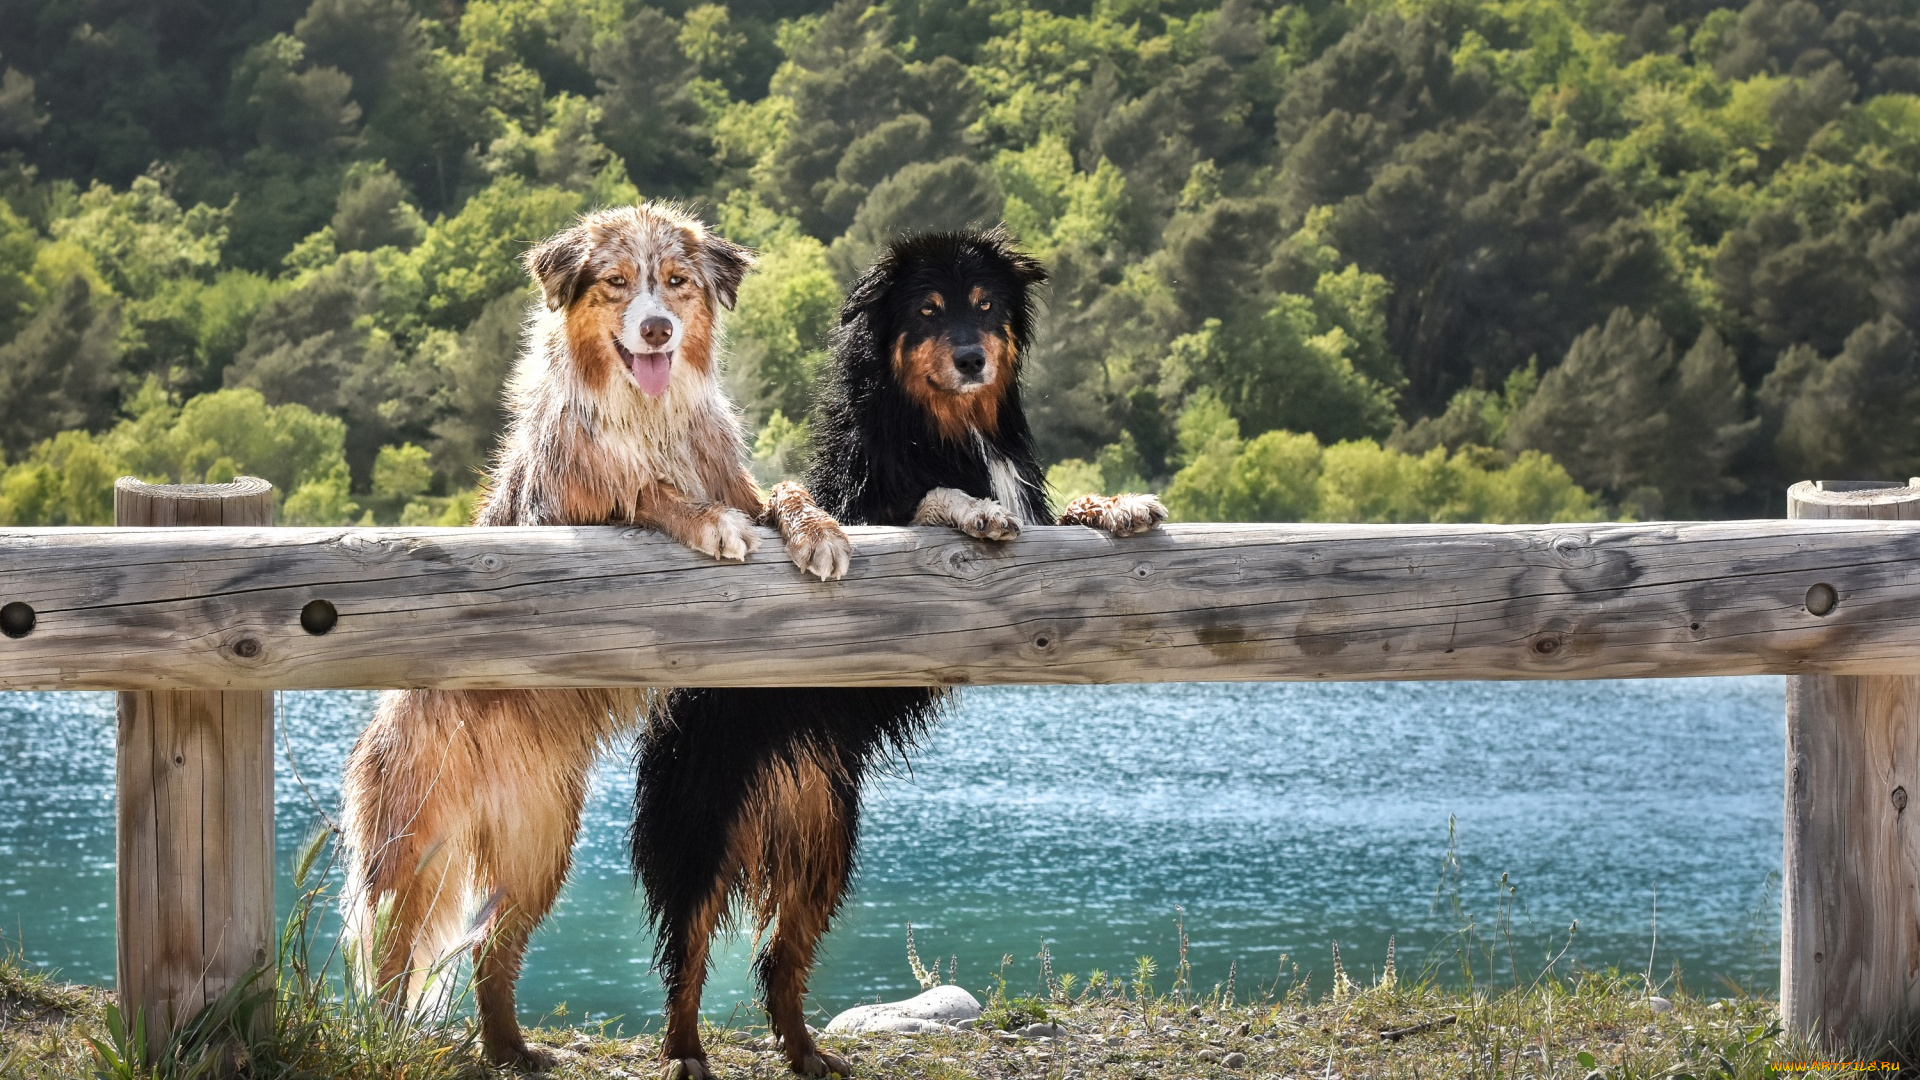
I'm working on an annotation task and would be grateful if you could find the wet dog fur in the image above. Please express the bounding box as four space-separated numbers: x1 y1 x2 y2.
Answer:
631 228 1165 1080
339 203 849 1071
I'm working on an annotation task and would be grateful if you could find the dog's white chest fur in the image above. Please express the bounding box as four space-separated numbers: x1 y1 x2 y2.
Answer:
978 436 1037 525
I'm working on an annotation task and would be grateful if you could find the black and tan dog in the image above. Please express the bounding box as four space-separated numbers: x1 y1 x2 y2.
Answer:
632 227 1165 1080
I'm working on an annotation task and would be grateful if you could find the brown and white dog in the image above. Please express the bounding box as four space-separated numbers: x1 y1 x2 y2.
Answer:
339 203 849 1070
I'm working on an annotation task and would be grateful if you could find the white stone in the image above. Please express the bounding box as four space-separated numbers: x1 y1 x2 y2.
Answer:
824 986 984 1035
1648 996 1674 1014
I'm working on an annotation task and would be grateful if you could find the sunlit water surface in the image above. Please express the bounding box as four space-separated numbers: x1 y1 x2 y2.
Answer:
0 680 1782 1030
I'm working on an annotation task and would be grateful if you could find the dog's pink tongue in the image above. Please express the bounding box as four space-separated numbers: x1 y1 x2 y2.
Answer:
630 351 672 397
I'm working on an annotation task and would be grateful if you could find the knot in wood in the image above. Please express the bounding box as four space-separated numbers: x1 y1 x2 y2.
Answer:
1895 786 1909 814
939 545 989 580
232 637 262 659
1548 533 1593 566
1131 562 1153 579
1530 633 1564 657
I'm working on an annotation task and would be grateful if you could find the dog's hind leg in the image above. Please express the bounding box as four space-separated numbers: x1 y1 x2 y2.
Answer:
635 697 760 1080
469 843 573 1071
468 705 605 1071
341 691 477 1013
655 881 734 1080
754 750 859 1079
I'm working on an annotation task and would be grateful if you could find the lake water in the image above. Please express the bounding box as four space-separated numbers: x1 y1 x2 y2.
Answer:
0 679 1783 1031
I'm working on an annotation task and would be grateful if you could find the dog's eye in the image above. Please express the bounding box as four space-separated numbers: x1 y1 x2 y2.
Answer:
978 299 992 312
668 274 687 287
919 305 936 317
605 275 627 288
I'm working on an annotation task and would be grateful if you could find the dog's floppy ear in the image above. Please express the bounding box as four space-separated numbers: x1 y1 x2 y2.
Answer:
981 224 1049 287
840 247 896 325
525 226 592 311
701 233 756 311
1006 247 1048 287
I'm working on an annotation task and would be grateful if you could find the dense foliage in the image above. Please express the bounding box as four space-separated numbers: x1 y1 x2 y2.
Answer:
0 0 1915 524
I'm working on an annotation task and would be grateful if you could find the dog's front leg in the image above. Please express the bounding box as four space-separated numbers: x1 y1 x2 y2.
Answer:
636 480 760 562
913 487 1021 540
761 481 851 580
1058 492 1168 536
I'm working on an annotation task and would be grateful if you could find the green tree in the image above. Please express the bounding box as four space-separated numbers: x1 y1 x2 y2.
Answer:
408 177 583 329
0 277 120 458
0 58 45 148
828 157 1004 279
223 255 405 486
0 200 40 342
332 162 427 253
0 430 122 525
1763 315 1920 482
730 234 840 421
229 35 361 158
750 410 812 485
1508 310 1756 515
427 291 527 488
592 8 712 194
50 175 226 301
368 441 433 522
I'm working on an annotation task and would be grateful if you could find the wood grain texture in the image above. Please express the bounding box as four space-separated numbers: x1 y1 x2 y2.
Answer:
1782 480 1920 1045
9 515 1920 690
114 478 275 1058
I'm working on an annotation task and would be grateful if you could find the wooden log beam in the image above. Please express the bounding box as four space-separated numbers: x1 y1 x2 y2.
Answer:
1 513 1918 690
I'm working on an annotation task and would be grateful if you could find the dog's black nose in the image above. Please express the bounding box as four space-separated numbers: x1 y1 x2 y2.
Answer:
639 316 674 349
952 345 986 378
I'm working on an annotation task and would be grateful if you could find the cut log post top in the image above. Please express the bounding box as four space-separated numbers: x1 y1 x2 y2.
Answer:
115 476 275 527
2 505 1920 689
1787 478 1920 520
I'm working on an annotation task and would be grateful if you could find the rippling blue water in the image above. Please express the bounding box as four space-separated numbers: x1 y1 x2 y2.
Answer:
0 679 1782 1030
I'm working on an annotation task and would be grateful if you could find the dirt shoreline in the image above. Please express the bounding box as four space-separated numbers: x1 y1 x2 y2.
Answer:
4 958 1835 1080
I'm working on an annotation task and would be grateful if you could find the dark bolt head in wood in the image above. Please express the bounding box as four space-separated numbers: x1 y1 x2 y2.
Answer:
1806 582 1838 616
300 599 338 636
0 602 33 639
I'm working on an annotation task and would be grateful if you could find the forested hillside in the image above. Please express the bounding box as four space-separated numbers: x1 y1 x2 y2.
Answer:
0 0 1914 525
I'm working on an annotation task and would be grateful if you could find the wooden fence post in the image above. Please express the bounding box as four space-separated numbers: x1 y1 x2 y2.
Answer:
115 477 276 1057
1783 479 1920 1045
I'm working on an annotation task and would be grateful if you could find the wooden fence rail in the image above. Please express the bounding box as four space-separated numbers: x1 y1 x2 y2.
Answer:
1 477 1917 1057
6 509 1920 691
